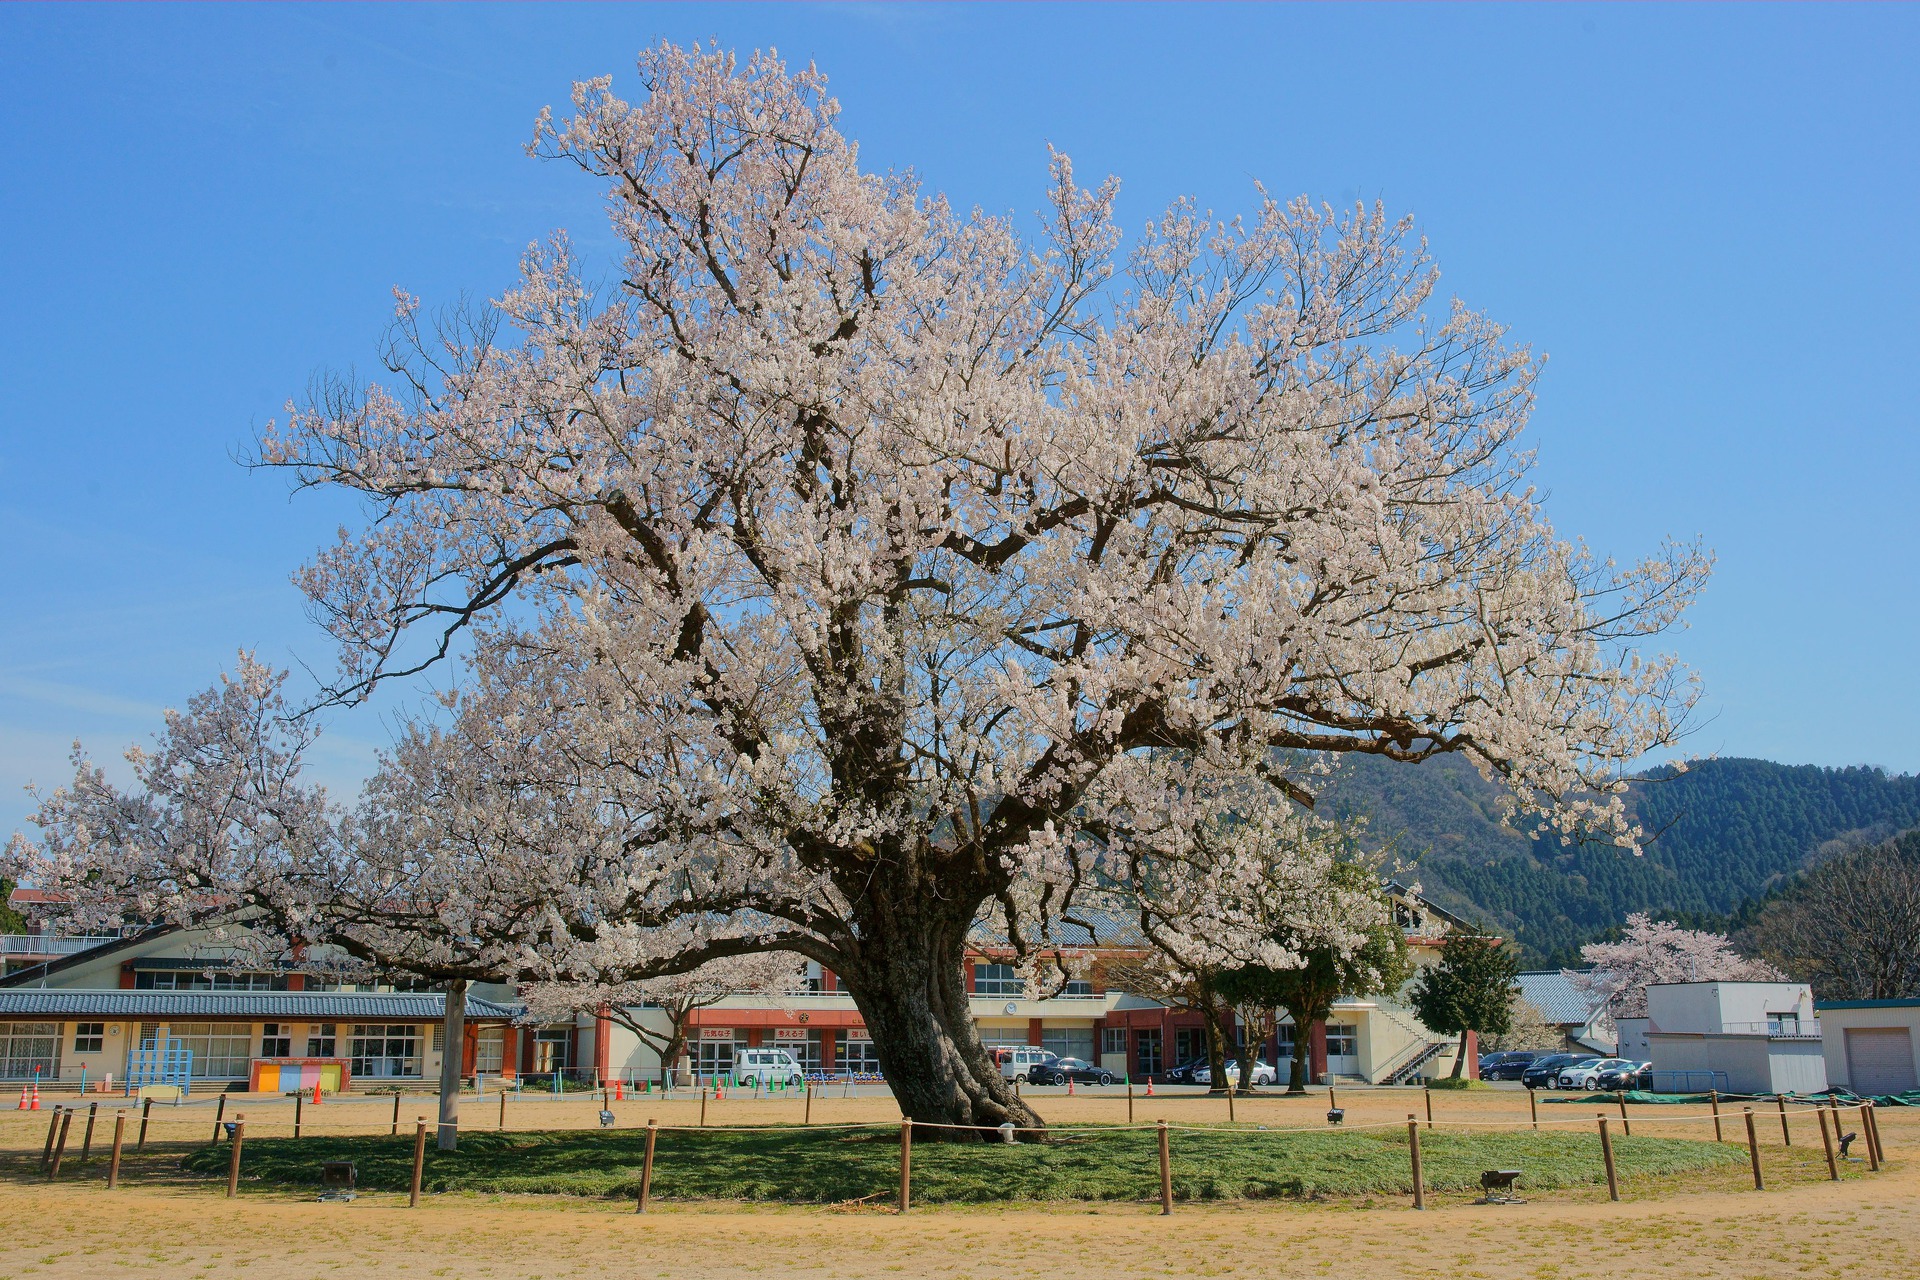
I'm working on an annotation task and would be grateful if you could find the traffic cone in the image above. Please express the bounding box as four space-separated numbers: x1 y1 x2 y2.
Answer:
614 1079 623 1101
1068 1078 1075 1095
313 1080 323 1106
15 1086 24 1110
716 1084 725 1101
30 1082 41 1110
1145 1079 1153 1097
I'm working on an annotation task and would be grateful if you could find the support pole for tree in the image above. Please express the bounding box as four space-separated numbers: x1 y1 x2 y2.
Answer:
1617 1090 1630 1137
1868 1102 1887 1161
80 1101 97 1163
1598 1115 1619 1202
410 1117 427 1207
1711 1090 1723 1142
1128 1082 1135 1124
138 1097 152 1150
437 980 467 1152
1817 1105 1838 1181
1776 1093 1791 1147
1424 1084 1433 1129
225 1116 245 1198
211 1094 226 1145
1407 1114 1425 1210
1157 1120 1172 1215
498 1091 506 1132
1226 1088 1234 1124
804 1083 812 1126
49 1108 73 1180
637 1119 657 1213
107 1112 126 1189
393 1091 402 1136
1744 1108 1764 1190
1529 1089 1538 1130
41 1107 61 1169
294 1090 303 1139
1862 1104 1881 1170
700 1087 708 1127
897 1118 912 1214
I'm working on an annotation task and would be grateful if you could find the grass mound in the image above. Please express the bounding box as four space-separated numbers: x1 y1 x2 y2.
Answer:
183 1123 1742 1203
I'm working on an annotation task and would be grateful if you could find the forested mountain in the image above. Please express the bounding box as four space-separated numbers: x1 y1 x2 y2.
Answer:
1315 755 1920 965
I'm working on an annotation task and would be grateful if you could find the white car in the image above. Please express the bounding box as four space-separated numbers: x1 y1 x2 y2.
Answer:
1557 1057 1637 1090
1193 1060 1279 1087
732 1048 805 1087
992 1046 1060 1082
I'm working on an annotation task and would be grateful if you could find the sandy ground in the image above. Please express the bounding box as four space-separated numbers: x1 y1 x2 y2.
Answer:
2 1086 1911 1279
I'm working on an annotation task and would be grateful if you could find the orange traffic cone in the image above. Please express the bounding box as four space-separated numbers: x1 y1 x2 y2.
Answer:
1067 1078 1075 1096
313 1080 323 1106
1145 1079 1153 1097
15 1086 24 1110
30 1082 41 1110
614 1079 624 1101
716 1084 725 1101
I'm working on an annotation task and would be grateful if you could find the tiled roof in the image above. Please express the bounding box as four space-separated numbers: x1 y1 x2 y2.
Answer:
0 990 519 1020
1517 970 1606 1026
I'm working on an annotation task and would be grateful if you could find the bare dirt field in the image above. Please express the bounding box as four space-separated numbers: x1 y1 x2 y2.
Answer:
3 1086 1911 1279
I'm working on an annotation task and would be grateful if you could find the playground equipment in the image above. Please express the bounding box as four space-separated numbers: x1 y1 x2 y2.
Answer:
125 1037 192 1098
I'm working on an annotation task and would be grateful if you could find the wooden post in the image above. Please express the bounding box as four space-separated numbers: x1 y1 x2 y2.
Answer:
637 1119 658 1213
804 1083 812 1126
392 1092 402 1137
1867 1102 1887 1161
81 1101 98 1162
49 1108 73 1180
41 1106 62 1169
1157 1119 1172 1215
211 1093 227 1144
1617 1090 1630 1137
1776 1094 1791 1146
409 1117 427 1207
1529 1088 1539 1130
700 1087 708 1127
107 1112 126 1189
1407 1114 1425 1210
1710 1089 1723 1142
1861 1104 1881 1170
1598 1115 1619 1201
499 1091 507 1132
1424 1084 1433 1129
1128 1082 1135 1124
138 1097 152 1150
294 1089 303 1139
225 1116 245 1198
1328 1084 1337 1112
1817 1105 1838 1181
1227 1088 1235 1124
1743 1108 1763 1190
897 1118 912 1214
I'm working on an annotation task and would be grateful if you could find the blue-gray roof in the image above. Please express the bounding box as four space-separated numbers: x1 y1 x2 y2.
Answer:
1517 970 1606 1026
0 990 519 1020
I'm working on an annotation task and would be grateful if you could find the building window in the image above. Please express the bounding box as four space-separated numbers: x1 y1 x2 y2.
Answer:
837 1034 882 1075
306 1024 336 1058
532 1029 571 1074
133 970 287 992
1326 1024 1358 1057
260 1023 292 1057
349 1025 422 1078
171 1022 254 1078
1101 1027 1128 1057
1135 1028 1163 1077
1275 1022 1297 1053
0 1021 60 1079
1061 980 1094 997
693 1037 737 1081
73 1023 106 1055
972 963 1023 997
1767 1013 1801 1036
1042 1029 1095 1062
1175 1028 1207 1066
474 1026 504 1074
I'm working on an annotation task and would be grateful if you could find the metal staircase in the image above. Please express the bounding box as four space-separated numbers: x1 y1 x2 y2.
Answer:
1370 1002 1452 1085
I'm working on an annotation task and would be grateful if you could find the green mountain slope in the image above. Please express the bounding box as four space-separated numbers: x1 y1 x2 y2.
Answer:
1314 755 1920 965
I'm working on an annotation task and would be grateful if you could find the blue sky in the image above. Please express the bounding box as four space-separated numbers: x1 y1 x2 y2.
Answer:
2 3 1916 834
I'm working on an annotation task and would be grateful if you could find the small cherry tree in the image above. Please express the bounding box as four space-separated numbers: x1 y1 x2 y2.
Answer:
1574 912 1781 1017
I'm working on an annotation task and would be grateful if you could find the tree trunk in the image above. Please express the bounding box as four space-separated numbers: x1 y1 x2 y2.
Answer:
839 899 1042 1139
1284 1010 1318 1095
1450 1027 1470 1080
1232 1016 1259 1096
1203 1005 1230 1095
437 979 467 1152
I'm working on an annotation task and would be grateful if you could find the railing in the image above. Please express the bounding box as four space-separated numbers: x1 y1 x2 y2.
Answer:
0 934 123 957
1714 1020 1823 1040
1650 1069 1731 1093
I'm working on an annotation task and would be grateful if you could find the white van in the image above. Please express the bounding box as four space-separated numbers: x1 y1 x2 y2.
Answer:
733 1047 805 1087
991 1046 1058 1082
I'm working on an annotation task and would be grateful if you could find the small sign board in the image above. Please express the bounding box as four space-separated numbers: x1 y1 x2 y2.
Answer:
699 1028 734 1040
772 1028 808 1041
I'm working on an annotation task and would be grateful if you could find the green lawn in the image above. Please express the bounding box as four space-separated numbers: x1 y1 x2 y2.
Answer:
182 1123 1743 1203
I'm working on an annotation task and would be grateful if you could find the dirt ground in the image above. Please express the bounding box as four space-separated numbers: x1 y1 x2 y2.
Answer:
2 1087 1911 1279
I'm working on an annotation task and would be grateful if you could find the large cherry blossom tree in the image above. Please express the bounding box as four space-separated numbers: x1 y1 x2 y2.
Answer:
16 43 1707 1135
1575 912 1781 1018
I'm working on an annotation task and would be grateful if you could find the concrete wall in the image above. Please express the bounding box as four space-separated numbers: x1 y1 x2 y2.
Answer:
1647 982 1817 1034
1818 1004 1920 1092
1648 1032 1827 1095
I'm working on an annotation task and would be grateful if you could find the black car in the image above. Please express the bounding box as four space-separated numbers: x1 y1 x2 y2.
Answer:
1520 1053 1584 1089
1595 1061 1652 1091
1162 1058 1211 1085
1029 1056 1117 1086
1480 1051 1540 1081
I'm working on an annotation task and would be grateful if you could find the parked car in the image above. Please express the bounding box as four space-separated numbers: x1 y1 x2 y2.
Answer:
1162 1058 1211 1085
1520 1053 1585 1089
1029 1056 1117 1086
732 1048 805 1088
1556 1057 1636 1090
1191 1059 1280 1087
990 1046 1060 1082
1595 1061 1653 1091
1479 1051 1540 1081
